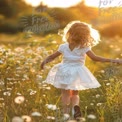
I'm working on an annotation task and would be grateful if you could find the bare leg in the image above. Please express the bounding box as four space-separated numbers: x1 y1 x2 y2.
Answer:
71 90 80 107
70 90 81 117
61 89 71 114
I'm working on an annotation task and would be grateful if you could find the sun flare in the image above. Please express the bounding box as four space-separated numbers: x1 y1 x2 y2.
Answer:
24 0 121 8
24 0 99 7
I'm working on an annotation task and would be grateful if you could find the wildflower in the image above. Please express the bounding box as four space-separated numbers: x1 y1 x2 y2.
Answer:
45 87 51 90
109 78 114 82
62 114 70 121
1 103 5 107
14 47 24 52
9 82 14 85
36 75 42 81
30 68 35 73
42 84 47 87
15 74 20 77
43 51 48 55
47 116 55 120
7 88 12 91
26 49 33 54
80 117 86 121
0 60 3 64
12 116 23 122
85 106 88 109
31 112 41 116
45 66 51 69
67 120 77 122
96 103 102 106
46 104 57 110
96 94 100 98
13 81 17 84
21 115 31 122
3 91 11 96
16 60 21 64
7 78 13 81
14 96 25 104
16 67 23 70
100 70 105 73
36 47 43 52
46 104 53 109
16 93 22 95
0 81 4 86
51 105 57 110
52 40 57 44
30 90 37 95
106 83 110 86
23 74 29 80
90 103 94 106
87 114 96 119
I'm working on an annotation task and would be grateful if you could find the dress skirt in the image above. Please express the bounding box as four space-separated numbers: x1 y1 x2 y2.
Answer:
44 62 101 90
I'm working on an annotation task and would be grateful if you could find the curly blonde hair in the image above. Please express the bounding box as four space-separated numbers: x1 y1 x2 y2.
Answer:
60 21 100 47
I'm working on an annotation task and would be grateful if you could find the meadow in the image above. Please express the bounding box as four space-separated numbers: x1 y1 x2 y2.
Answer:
0 32 122 122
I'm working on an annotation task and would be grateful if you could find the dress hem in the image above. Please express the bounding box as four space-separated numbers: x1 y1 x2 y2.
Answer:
44 81 101 91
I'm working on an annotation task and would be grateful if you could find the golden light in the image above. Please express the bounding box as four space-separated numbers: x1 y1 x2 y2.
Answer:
85 0 99 7
24 0 121 8
25 0 42 7
24 0 98 7
43 0 82 7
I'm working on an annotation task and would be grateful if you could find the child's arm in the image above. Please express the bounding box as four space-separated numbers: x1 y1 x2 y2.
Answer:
86 50 122 64
40 51 62 69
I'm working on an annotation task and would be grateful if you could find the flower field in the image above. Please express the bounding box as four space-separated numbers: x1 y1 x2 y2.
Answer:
0 34 122 122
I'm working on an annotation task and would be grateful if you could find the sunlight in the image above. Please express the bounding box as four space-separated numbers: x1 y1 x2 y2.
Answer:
24 0 98 7
85 0 99 7
42 0 81 7
24 0 121 7
25 0 42 7
24 0 81 7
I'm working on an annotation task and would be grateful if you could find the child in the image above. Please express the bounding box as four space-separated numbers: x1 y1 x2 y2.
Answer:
40 21 122 120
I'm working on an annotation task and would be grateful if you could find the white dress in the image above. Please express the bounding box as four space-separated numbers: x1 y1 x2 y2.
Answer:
44 43 101 90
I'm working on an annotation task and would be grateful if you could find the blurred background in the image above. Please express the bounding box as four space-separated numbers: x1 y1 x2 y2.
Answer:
0 1 122 121
0 0 122 43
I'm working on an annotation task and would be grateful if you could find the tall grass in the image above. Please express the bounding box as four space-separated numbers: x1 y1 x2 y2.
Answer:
0 34 122 122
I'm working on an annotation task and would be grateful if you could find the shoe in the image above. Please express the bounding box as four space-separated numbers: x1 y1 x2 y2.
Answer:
73 105 82 120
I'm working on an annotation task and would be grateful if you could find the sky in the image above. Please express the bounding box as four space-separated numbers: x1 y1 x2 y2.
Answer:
24 0 122 8
24 0 99 7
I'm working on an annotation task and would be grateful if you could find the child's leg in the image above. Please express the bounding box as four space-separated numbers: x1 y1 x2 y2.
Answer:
71 90 82 119
71 90 80 106
61 89 71 114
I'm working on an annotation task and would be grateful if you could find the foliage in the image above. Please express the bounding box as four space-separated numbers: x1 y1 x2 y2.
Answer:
99 20 122 37
0 0 122 37
0 34 122 121
0 0 30 18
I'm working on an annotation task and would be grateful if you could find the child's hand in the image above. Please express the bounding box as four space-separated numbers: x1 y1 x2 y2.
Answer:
112 59 122 64
40 62 45 70
40 59 49 70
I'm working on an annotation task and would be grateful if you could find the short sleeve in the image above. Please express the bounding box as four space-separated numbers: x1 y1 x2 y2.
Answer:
57 44 65 53
84 46 91 53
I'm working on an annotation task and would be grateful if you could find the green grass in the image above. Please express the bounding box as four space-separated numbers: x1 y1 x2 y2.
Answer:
0 33 122 122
